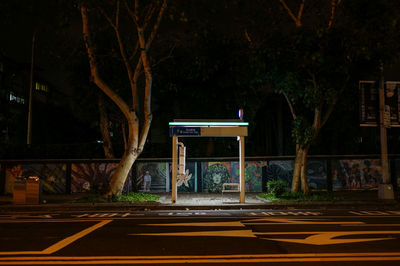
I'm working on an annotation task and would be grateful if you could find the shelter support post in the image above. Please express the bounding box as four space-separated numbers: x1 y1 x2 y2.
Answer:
239 136 245 203
172 135 178 203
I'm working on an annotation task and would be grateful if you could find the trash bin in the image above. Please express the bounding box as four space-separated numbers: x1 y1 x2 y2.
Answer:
13 176 40 205
13 177 26 204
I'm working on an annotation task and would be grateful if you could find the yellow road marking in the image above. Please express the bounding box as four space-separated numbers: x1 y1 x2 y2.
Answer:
142 221 244 227
261 231 398 245
242 218 364 225
132 229 256 238
0 254 400 264
0 220 112 256
1 252 400 260
0 219 111 223
133 229 400 245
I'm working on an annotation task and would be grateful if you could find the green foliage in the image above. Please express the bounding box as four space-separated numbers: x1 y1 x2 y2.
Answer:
266 180 287 197
117 192 160 203
76 192 160 203
291 116 314 145
258 191 342 202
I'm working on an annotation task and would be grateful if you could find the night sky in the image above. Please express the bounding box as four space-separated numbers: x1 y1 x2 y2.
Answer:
1 0 400 159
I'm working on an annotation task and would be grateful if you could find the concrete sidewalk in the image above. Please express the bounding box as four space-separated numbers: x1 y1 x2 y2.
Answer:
0 190 399 212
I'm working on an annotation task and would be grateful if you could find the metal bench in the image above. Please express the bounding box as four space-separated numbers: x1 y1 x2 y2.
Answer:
222 183 240 193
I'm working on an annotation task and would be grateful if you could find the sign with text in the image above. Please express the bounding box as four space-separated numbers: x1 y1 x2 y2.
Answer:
169 127 201 136
359 80 400 127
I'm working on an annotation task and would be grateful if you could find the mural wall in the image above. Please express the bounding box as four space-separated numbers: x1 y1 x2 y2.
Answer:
265 160 327 190
201 161 266 192
2 158 399 195
71 163 132 193
136 162 168 192
332 159 382 190
4 164 66 194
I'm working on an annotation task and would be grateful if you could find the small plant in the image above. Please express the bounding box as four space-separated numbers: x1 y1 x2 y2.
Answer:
266 180 288 197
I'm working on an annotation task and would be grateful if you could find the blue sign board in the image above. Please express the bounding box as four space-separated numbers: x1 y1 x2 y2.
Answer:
170 127 201 136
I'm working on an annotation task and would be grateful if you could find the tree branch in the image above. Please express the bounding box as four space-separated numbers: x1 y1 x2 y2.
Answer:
282 91 297 120
146 0 167 50
279 0 304 27
328 0 341 29
297 0 306 25
81 3 131 120
320 76 349 128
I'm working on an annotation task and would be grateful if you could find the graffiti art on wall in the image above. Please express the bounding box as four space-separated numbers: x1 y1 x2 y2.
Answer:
166 162 197 192
71 163 132 193
5 164 66 194
4 165 23 194
202 162 231 192
265 160 327 190
136 162 168 192
201 161 266 192
332 159 381 189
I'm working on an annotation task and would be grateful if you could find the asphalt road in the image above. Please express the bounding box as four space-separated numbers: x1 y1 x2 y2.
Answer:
1 209 400 265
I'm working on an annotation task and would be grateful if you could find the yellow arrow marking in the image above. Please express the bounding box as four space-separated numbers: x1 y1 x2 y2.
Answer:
243 218 364 225
261 231 400 245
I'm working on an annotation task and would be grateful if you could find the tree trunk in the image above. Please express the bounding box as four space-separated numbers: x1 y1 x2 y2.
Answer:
291 145 302 192
98 96 114 159
105 112 139 197
300 144 310 195
291 144 310 194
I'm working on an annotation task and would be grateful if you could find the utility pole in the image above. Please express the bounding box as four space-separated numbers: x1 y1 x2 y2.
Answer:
27 30 36 145
378 64 394 199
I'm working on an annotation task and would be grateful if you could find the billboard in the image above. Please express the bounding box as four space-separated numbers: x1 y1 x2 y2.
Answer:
359 80 400 127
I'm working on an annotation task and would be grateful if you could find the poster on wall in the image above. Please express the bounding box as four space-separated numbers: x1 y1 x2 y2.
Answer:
136 162 169 192
332 159 382 190
71 163 132 193
5 164 66 194
201 161 266 192
265 160 327 190
167 162 197 192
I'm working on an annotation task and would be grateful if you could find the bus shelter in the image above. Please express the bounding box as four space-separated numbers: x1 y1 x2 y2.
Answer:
169 119 249 203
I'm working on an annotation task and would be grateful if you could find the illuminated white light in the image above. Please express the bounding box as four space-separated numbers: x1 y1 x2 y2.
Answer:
169 122 249 126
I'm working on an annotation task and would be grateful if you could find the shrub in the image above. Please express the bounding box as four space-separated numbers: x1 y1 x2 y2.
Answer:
266 180 287 197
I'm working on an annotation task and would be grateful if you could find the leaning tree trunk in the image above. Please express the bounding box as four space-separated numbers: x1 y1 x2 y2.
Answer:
105 112 140 197
291 145 302 192
291 143 310 194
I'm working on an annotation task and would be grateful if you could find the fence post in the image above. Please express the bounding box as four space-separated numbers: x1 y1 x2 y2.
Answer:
0 163 5 195
326 159 333 192
66 163 71 194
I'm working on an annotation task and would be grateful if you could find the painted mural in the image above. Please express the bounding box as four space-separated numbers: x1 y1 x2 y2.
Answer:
136 162 168 192
332 159 381 190
166 162 197 192
71 163 132 193
265 160 327 190
4 165 23 194
201 161 266 192
5 164 66 194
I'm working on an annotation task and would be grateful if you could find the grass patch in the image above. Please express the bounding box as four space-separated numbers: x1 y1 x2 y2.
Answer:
118 192 160 202
258 191 343 202
75 192 160 203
